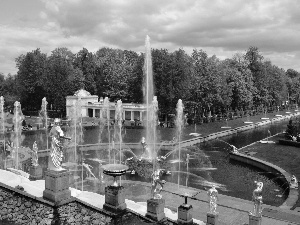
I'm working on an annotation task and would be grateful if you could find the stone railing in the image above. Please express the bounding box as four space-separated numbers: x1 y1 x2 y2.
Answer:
0 181 178 225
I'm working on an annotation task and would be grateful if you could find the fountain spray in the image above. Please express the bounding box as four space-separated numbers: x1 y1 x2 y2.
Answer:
40 97 48 150
115 100 123 184
144 36 155 154
103 97 111 163
13 101 24 169
175 99 184 188
144 35 160 172
0 97 5 168
115 100 123 165
149 97 158 169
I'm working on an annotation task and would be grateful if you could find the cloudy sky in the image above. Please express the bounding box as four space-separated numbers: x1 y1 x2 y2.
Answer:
1 0 300 75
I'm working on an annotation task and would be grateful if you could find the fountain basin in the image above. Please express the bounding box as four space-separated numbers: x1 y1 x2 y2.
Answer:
102 164 129 177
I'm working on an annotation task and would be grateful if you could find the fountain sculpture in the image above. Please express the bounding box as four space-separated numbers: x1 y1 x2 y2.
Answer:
150 168 166 199
29 141 42 180
207 185 219 224
43 118 72 202
207 185 218 213
102 163 129 213
48 118 71 170
250 181 263 216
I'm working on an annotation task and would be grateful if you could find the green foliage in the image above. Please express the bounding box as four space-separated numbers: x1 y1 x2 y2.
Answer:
15 49 47 110
0 44 297 118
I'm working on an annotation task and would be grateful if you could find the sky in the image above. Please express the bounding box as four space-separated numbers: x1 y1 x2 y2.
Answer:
0 0 300 75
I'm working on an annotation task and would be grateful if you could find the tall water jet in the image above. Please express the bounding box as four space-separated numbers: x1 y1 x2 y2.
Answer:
0 96 5 168
175 99 184 188
68 97 83 163
149 97 158 162
12 101 24 169
39 97 48 149
103 97 111 163
115 100 123 164
144 35 158 165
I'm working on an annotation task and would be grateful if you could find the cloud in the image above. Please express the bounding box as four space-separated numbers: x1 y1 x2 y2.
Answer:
1 0 300 74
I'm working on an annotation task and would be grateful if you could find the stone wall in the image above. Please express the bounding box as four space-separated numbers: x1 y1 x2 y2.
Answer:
0 182 180 225
0 183 113 225
0 185 55 225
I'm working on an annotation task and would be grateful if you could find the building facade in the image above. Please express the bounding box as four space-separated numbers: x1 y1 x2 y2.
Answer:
66 89 147 123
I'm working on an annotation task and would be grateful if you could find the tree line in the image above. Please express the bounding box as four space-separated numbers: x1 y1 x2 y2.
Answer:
0 46 300 122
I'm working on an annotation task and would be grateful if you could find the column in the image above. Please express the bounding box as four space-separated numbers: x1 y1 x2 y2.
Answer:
139 111 143 121
93 109 95 117
131 111 134 121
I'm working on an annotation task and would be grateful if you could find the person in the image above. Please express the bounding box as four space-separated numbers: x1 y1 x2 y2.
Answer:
207 185 218 213
151 168 166 199
48 118 71 170
251 181 263 216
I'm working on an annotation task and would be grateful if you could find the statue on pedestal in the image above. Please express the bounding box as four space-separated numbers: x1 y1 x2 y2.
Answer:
151 168 166 199
48 118 71 171
250 181 263 216
30 141 39 166
207 185 218 213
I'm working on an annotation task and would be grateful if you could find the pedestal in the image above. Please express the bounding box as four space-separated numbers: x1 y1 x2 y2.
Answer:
103 185 127 213
249 214 262 225
177 204 193 224
145 198 165 221
29 165 43 180
43 169 71 202
207 212 219 225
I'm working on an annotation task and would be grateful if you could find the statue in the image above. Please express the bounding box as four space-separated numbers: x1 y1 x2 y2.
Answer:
5 141 15 159
151 168 166 199
291 175 298 189
207 185 218 213
230 144 238 153
82 162 96 179
250 181 263 216
141 137 147 156
30 141 39 166
48 118 71 170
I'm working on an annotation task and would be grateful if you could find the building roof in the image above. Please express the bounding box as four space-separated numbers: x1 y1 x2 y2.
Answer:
74 89 91 97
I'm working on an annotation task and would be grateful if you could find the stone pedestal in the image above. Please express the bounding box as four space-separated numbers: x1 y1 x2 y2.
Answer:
207 212 219 225
146 198 165 221
249 214 262 225
29 165 43 180
43 169 71 202
177 204 193 224
103 185 127 213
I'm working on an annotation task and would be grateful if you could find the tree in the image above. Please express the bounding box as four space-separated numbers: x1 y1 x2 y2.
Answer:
15 49 47 110
73 48 97 94
43 48 78 113
286 69 300 79
191 49 222 115
2 74 19 109
94 48 134 102
244 46 267 106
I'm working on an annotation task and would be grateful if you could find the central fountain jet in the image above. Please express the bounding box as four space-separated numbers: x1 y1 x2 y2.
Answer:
144 35 157 162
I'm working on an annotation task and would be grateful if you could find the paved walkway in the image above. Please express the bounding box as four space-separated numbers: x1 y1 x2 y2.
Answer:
124 181 300 225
